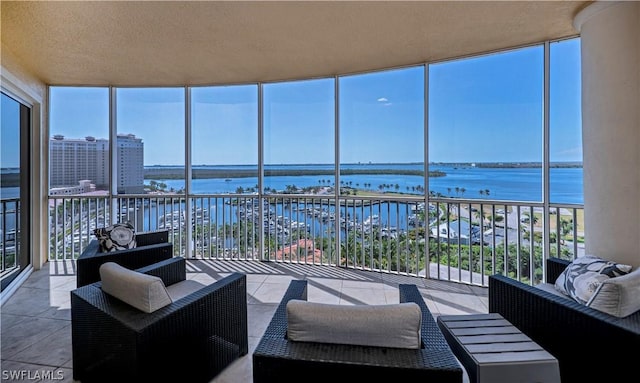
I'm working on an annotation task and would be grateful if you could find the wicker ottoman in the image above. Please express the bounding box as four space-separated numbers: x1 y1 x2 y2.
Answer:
437 313 560 383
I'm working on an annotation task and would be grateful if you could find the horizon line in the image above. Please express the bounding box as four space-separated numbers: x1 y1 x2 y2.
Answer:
143 161 584 167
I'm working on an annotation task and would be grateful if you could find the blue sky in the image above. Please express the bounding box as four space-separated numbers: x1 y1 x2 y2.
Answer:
1 93 22 168
43 38 581 167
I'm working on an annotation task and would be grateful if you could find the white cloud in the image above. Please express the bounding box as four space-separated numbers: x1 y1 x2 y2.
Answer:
377 97 388 102
384 102 392 106
558 147 582 155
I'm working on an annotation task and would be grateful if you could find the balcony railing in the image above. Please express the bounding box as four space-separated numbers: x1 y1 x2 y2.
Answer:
47 194 584 287
1 198 19 278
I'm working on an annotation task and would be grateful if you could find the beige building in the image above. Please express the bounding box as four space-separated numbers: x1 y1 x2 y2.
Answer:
49 133 144 194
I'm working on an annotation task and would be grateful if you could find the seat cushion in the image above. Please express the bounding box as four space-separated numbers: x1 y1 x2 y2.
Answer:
99 262 172 313
286 300 422 349
93 222 136 252
166 280 206 302
535 282 573 299
554 255 632 306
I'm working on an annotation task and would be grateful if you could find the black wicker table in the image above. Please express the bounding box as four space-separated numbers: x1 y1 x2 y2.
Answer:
437 313 560 383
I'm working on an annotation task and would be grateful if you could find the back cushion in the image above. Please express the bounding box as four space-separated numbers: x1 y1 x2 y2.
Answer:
587 268 640 317
99 262 172 313
286 300 422 349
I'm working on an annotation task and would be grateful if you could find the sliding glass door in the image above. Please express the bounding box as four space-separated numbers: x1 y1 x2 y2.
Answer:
1 91 31 291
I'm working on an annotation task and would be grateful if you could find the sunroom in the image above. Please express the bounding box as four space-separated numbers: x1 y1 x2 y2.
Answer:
1 1 638 382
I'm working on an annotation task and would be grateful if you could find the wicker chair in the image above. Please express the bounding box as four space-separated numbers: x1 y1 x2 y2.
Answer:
489 257 640 383
252 280 463 383
76 229 173 287
71 257 248 383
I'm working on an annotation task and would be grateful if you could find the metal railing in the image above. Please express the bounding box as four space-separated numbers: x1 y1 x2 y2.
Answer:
1 198 20 277
47 194 584 287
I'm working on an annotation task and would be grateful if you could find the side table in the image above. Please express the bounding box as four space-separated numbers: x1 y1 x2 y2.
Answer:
437 313 560 383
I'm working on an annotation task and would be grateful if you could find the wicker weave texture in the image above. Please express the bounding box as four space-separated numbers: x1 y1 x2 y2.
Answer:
253 280 463 383
71 257 248 383
76 230 173 287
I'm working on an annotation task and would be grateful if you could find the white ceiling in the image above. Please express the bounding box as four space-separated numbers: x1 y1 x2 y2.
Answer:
1 1 589 86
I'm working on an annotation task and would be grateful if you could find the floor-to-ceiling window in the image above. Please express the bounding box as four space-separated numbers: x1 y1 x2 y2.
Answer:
339 67 425 271
428 44 545 281
191 85 259 258
263 78 335 262
45 37 583 283
48 87 109 257
1 92 30 291
550 38 583 258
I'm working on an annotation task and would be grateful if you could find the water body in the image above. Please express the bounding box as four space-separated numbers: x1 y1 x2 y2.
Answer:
0 164 583 234
153 164 583 204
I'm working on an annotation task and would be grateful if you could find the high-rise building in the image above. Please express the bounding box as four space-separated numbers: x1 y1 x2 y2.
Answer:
49 135 109 189
116 134 144 194
49 134 144 194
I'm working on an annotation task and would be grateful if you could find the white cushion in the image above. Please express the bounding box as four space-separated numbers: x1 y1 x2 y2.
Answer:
99 262 172 313
535 282 573 299
166 280 206 302
554 255 632 305
286 300 422 349
587 267 640 317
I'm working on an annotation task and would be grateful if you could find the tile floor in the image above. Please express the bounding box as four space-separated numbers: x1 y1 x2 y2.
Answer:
1 260 488 382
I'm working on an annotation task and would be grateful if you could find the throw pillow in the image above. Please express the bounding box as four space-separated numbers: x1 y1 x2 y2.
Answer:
554 255 632 305
286 300 422 349
93 222 136 252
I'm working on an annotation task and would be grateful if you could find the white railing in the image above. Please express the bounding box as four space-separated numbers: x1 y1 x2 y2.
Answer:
47 194 584 286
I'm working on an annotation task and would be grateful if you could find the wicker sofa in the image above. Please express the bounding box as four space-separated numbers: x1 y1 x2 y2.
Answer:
489 257 640 383
71 257 248 383
252 280 463 383
76 229 172 287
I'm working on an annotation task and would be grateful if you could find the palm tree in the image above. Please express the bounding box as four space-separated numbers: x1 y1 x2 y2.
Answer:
560 218 574 244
